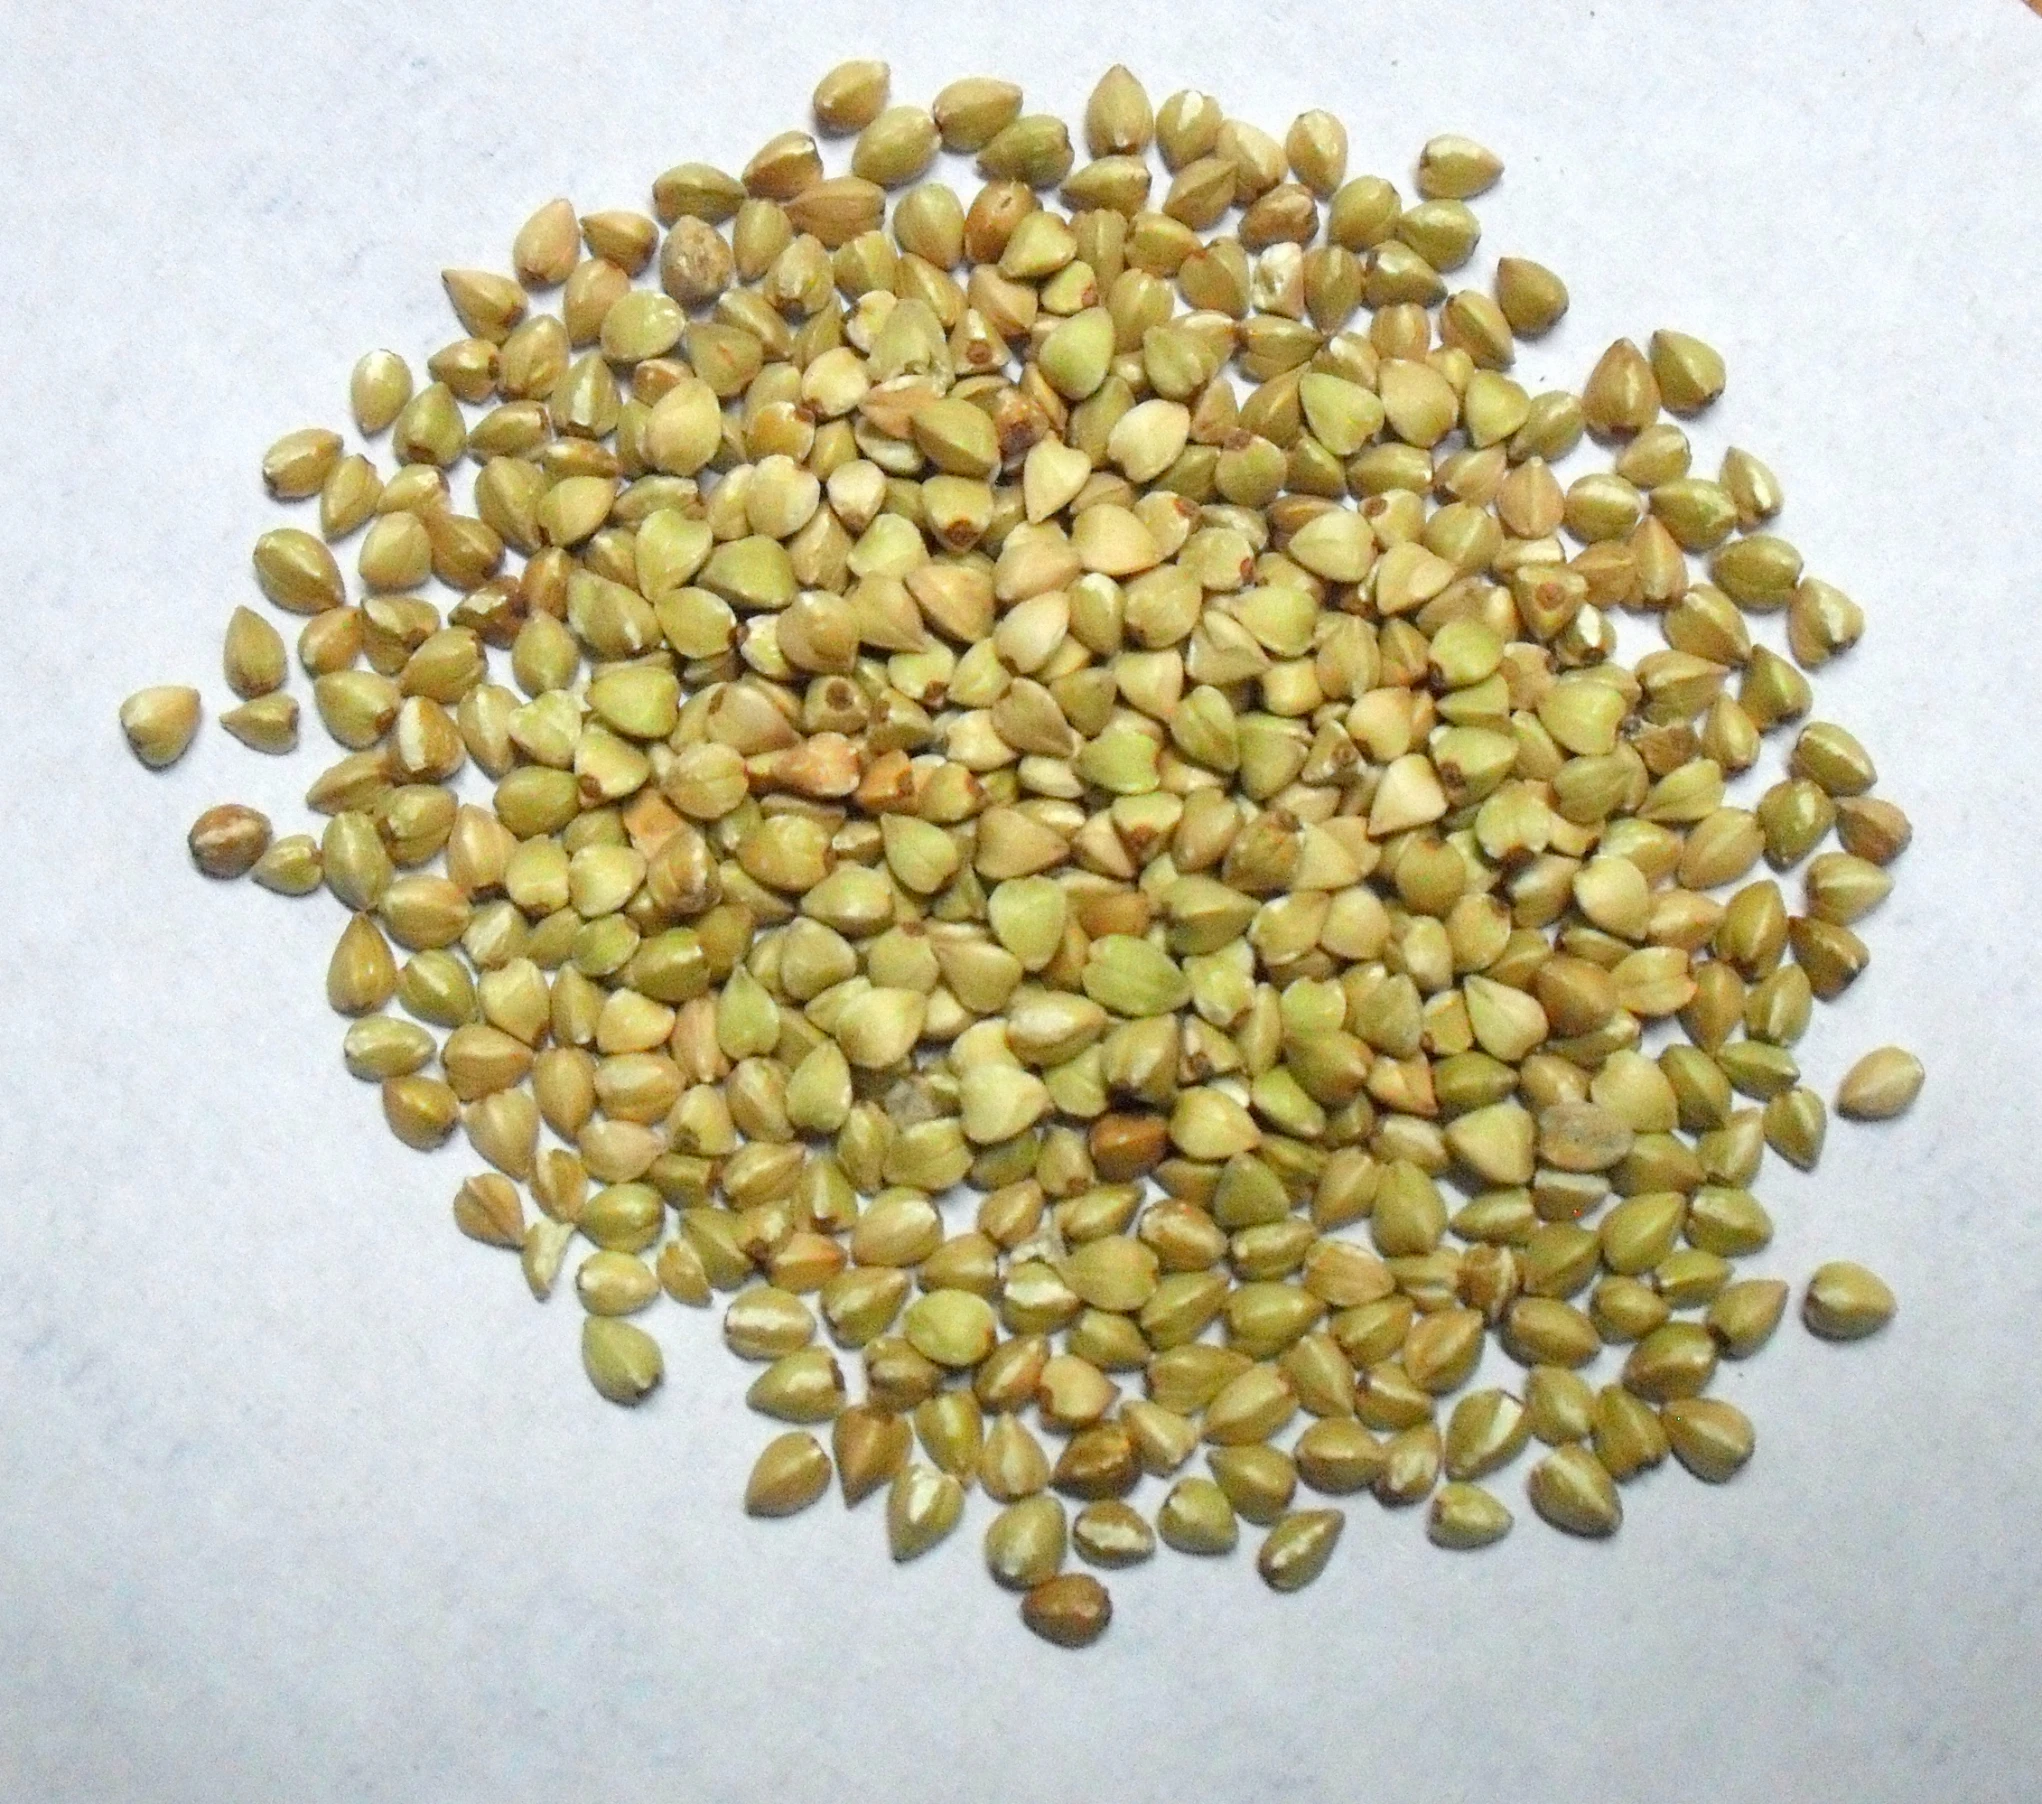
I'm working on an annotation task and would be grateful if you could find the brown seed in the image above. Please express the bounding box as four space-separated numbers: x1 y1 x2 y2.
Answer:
1020 1573 1112 1648
188 804 270 878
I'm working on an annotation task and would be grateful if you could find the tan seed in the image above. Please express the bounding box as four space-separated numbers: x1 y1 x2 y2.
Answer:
745 1431 832 1516
1020 1572 1111 1648
1802 1262 1896 1340
120 686 201 769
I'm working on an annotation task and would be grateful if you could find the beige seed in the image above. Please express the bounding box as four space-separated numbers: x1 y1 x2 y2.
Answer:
834 1407 912 1507
1836 1047 1924 1121
747 1349 846 1423
262 427 343 499
1417 134 1502 199
1706 1278 1790 1359
1158 1476 1239 1554
253 528 344 614
251 834 321 896
813 58 889 135
903 1290 999 1369
933 76 1024 152
1495 258 1568 336
120 686 201 769
1650 329 1726 414
350 350 413 435
1803 1262 1896 1340
1072 1500 1155 1568
513 197 580 288
452 1173 524 1249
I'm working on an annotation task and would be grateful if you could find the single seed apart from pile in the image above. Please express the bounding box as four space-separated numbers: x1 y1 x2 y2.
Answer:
120 686 202 768
1802 1263 1897 1340
1835 1048 1923 1121
141 57 1922 1644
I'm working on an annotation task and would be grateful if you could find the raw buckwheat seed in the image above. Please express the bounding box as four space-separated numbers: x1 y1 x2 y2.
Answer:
123 61 1914 1648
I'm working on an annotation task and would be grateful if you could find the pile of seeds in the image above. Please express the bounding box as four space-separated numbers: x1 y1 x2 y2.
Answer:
122 60 1921 1650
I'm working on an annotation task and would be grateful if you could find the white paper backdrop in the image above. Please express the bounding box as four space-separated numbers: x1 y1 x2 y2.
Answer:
3 1 2040 1799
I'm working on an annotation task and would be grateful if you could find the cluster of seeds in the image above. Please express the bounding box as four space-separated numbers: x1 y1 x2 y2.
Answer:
121 59 1921 1650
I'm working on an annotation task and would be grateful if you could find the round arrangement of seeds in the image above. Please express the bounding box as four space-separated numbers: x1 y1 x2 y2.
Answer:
122 59 1918 1650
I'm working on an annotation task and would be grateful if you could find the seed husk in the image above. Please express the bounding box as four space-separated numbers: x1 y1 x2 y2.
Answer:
1802 1261 1896 1340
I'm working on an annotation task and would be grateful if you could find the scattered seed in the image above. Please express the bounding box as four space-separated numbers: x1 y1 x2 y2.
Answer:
120 686 201 769
1802 1262 1896 1340
1836 1047 1923 1121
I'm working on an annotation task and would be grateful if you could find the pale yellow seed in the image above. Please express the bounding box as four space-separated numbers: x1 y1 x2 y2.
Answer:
119 686 201 769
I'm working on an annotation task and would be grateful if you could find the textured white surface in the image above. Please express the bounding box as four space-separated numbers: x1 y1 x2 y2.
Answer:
2 0 2040 1798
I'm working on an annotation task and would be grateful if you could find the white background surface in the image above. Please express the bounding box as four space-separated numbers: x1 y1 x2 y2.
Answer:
2 1 2039 1798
